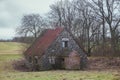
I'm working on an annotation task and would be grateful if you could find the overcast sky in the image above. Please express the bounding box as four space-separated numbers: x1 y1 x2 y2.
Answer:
0 0 57 39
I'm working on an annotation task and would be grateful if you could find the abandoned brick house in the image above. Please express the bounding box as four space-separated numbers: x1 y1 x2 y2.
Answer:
24 27 87 70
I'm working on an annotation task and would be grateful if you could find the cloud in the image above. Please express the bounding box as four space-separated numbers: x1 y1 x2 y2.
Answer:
0 0 57 39
0 28 15 39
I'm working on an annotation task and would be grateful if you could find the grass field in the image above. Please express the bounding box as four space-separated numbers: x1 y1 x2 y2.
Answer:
0 42 26 54
0 42 120 80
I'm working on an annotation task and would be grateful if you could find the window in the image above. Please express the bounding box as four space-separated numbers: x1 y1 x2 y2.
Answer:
49 56 55 64
34 56 38 64
62 38 69 48
62 41 68 47
34 58 38 64
64 41 68 47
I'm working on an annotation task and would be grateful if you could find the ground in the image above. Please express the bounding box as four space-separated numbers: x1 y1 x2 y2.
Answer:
0 42 27 54
0 42 120 80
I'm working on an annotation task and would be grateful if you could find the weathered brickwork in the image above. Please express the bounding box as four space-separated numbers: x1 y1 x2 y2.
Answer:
38 29 87 70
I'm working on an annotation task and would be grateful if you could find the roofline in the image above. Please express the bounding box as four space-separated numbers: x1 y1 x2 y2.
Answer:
64 28 87 54
24 29 49 55
24 27 64 56
43 27 64 53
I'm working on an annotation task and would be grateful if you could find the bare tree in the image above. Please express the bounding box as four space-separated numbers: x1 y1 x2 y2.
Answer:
74 0 102 56
104 0 120 54
48 0 120 56
85 0 108 56
86 0 120 56
90 0 120 54
48 0 101 56
48 1 63 27
17 14 47 40
48 0 76 31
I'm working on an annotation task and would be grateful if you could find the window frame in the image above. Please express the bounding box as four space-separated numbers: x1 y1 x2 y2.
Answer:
62 38 69 48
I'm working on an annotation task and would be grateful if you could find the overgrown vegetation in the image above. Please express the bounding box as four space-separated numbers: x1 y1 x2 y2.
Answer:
0 53 120 80
0 42 120 80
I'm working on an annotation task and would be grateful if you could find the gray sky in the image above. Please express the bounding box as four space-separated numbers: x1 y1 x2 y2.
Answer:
0 0 57 39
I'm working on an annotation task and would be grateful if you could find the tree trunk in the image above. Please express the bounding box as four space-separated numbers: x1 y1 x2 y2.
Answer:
87 27 91 56
110 29 117 56
102 18 106 56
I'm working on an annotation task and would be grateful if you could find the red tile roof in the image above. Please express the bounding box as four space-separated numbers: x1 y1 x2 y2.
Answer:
25 27 64 56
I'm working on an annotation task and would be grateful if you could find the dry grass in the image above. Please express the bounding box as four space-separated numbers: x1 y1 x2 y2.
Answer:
0 42 120 80
0 54 119 80
0 42 27 54
88 57 120 70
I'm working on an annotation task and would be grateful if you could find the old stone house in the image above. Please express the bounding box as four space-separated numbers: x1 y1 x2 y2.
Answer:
24 27 87 70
